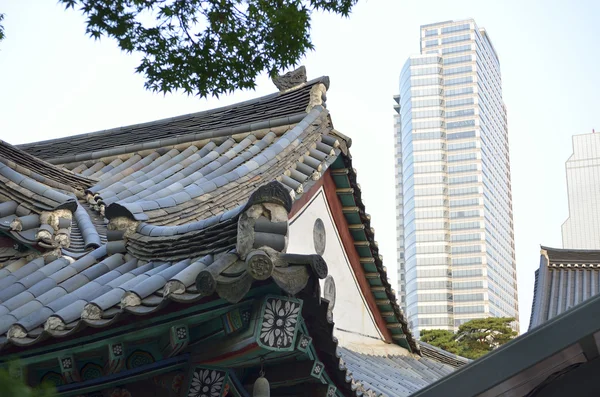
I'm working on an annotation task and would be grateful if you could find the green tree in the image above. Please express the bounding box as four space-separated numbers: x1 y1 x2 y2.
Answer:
419 329 462 356
0 364 56 397
0 0 358 97
454 317 518 359
421 317 517 360
0 14 5 42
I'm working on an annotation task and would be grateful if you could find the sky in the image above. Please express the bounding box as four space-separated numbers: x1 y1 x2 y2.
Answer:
1 0 599 333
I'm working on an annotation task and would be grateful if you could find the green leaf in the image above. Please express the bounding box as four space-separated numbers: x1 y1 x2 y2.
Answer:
421 317 517 360
0 362 56 397
0 14 5 43
53 0 359 97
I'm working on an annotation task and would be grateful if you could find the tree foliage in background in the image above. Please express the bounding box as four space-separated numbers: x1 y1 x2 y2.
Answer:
0 0 358 97
420 317 518 359
419 329 462 356
0 14 5 42
0 364 56 397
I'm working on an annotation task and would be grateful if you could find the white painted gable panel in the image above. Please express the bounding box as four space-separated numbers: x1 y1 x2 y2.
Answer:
288 187 384 345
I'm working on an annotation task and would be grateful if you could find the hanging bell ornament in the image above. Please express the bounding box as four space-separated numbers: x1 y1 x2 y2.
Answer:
253 358 270 397
253 375 270 397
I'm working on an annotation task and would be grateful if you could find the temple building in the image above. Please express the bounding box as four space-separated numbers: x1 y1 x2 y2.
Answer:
529 246 600 329
0 70 468 397
410 245 600 397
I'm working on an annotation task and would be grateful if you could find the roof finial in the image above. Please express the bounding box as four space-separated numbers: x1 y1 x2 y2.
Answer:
271 66 307 92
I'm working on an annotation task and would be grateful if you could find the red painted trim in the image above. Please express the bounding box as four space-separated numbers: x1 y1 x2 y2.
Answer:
322 170 394 343
199 342 259 365
289 177 325 219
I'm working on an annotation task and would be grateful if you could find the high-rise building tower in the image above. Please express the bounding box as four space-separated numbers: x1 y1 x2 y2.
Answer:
562 132 600 249
394 19 519 336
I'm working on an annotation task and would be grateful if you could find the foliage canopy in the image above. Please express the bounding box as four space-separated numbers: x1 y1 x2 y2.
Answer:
420 317 518 359
0 0 358 97
0 365 56 397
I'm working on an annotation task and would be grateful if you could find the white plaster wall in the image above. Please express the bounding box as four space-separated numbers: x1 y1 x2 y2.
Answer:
288 187 385 346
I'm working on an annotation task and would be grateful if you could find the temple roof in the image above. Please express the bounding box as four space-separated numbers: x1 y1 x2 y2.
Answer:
542 245 600 265
338 347 455 396
17 77 327 164
299 281 463 396
418 342 471 368
529 245 600 330
0 74 421 361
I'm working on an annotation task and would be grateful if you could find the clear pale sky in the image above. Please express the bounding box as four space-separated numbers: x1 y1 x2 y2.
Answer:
1 0 599 332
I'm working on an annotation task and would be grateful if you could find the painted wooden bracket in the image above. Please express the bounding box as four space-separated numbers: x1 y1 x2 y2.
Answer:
296 332 313 353
310 361 325 380
164 324 189 357
221 307 251 335
58 354 80 383
105 342 125 374
255 295 303 352
185 366 230 397
327 384 338 396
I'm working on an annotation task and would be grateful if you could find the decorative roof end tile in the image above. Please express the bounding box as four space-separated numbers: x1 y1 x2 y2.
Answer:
272 66 307 92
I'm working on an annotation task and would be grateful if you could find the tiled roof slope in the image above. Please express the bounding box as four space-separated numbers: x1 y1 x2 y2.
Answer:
418 342 470 368
0 139 101 259
529 245 600 330
302 289 455 397
0 76 421 362
338 346 455 397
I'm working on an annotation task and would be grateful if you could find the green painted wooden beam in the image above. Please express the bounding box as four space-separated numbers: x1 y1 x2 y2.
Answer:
4 285 278 366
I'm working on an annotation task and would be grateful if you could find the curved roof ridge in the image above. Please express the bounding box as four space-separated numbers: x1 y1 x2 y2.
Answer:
16 77 330 163
541 244 600 263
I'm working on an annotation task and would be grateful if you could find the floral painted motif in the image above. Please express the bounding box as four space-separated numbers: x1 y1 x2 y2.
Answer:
188 369 225 397
81 363 103 380
241 310 251 324
112 343 123 356
126 350 155 369
176 326 187 340
311 361 325 379
297 333 312 353
300 335 310 348
61 357 73 370
259 298 301 349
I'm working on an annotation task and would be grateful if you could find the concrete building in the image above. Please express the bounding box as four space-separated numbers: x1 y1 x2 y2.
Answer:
394 19 519 336
562 132 600 249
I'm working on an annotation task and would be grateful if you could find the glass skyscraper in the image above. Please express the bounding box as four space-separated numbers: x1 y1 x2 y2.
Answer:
394 19 519 336
562 132 600 249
